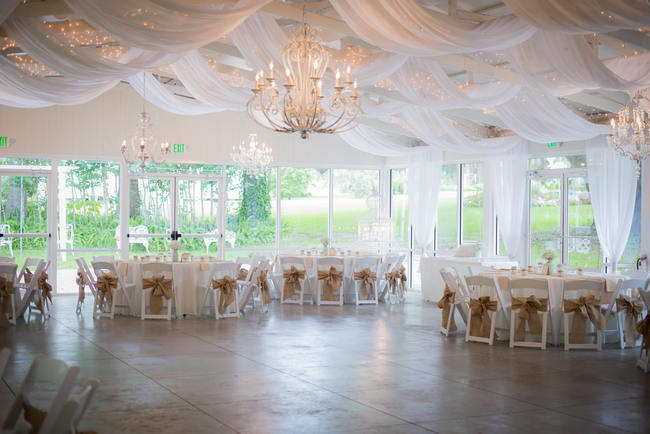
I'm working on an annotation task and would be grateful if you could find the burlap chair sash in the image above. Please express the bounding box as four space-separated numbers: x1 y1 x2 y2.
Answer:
385 271 398 294
437 285 456 332
213 275 237 314
617 295 644 346
469 296 497 337
96 272 118 310
36 272 53 313
143 274 173 315
237 267 248 281
398 266 407 292
24 267 33 284
564 295 604 344
512 295 548 341
257 270 271 305
76 271 86 304
354 268 376 300
23 400 47 433
636 313 650 358
317 266 343 301
282 266 305 300
0 276 13 327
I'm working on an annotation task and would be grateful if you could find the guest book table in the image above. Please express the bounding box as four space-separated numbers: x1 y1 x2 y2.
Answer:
420 256 518 303
117 260 230 316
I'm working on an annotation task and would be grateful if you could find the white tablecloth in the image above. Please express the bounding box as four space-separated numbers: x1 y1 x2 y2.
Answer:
420 256 519 303
479 271 625 345
118 260 226 316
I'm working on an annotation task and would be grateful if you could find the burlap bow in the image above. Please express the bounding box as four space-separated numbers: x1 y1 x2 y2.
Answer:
636 313 650 358
96 272 117 310
212 275 237 314
398 266 407 293
76 271 86 304
0 276 13 327
616 295 644 347
24 267 33 284
282 266 305 300
237 267 248 281
437 285 456 332
564 295 604 344
469 296 497 337
257 270 271 305
143 274 173 315
23 400 47 434
37 272 53 313
354 268 376 300
385 270 398 294
512 295 548 341
317 266 343 301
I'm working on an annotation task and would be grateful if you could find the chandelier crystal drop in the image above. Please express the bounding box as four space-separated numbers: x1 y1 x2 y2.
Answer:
609 89 650 163
231 133 273 176
246 23 362 139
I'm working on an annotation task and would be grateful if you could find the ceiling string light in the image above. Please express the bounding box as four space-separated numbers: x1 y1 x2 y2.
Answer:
609 89 649 164
246 20 362 139
231 133 273 176
121 72 170 171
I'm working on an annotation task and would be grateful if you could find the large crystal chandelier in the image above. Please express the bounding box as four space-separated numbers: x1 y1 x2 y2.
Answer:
121 74 170 171
246 23 362 139
609 89 649 162
231 134 273 176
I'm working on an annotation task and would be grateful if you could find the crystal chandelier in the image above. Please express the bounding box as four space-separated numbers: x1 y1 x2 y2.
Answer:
121 74 170 171
609 89 649 162
246 23 362 139
231 133 273 176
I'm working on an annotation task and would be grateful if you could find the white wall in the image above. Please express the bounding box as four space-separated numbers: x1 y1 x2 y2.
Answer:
0 82 386 168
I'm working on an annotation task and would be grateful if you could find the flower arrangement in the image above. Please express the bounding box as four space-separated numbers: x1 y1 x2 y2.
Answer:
542 250 555 262
320 238 329 255
169 240 182 262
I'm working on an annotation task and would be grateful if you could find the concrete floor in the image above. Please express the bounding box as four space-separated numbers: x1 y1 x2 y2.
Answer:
1 294 649 434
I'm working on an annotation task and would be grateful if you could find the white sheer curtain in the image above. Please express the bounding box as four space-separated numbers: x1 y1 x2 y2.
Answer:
488 142 529 264
329 0 536 56
586 135 639 271
408 149 442 251
503 0 650 34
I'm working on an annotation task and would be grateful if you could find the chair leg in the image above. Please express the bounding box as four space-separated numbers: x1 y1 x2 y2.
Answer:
213 290 219 319
541 312 548 350
564 313 570 351
509 309 516 348
617 312 625 349
488 312 496 345
141 290 146 320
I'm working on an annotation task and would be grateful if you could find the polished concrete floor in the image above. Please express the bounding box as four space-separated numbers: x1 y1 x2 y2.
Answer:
1 294 649 434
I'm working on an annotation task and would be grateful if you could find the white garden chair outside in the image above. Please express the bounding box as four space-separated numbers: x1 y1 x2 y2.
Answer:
0 224 13 257
315 256 345 306
508 278 551 350
352 256 380 305
115 225 150 253
1 355 80 434
140 262 174 320
562 279 605 351
0 262 18 326
91 260 134 319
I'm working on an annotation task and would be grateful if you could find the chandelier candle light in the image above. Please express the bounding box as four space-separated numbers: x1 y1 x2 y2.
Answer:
609 89 649 163
246 23 362 139
231 133 273 176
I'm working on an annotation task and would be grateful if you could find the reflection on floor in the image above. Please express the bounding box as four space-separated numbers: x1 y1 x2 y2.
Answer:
1 294 649 434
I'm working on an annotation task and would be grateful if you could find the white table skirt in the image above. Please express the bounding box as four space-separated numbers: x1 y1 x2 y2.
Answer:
117 260 218 316
479 271 625 345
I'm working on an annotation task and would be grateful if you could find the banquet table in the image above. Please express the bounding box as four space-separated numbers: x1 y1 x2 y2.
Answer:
117 259 231 316
478 270 626 345
273 254 383 303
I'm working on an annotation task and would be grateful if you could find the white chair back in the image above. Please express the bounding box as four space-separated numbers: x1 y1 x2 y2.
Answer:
92 255 116 262
509 278 551 300
18 257 43 284
353 256 380 273
140 262 173 280
563 279 605 301
210 262 240 281
465 274 508 311
603 278 648 318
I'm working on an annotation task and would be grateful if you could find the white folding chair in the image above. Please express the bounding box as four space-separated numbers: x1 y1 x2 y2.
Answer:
199 262 240 319
140 262 174 320
14 257 42 308
352 256 381 305
562 279 605 351
379 254 405 303
238 257 263 312
74 258 96 313
24 261 52 323
637 287 650 373
603 278 648 349
67 378 100 434
438 267 469 336
464 275 507 345
508 278 551 350
1 355 80 434
314 256 345 306
0 262 18 326
624 270 650 280
91 260 134 319
92 255 116 262
279 256 308 305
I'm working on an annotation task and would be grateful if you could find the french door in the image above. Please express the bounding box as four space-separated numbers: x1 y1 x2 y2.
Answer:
126 173 225 257
528 169 601 269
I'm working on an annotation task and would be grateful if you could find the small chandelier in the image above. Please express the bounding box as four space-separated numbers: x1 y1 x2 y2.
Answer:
609 89 649 163
246 23 362 139
121 74 170 171
231 133 273 176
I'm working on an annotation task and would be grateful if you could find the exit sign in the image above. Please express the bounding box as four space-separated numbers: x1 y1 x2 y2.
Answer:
0 136 8 147
173 143 185 153
547 141 559 148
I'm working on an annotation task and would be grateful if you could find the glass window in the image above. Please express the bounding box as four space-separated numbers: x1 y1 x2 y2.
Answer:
390 168 408 250
227 166 277 249
461 163 483 245
280 168 329 249
528 155 587 170
437 164 459 254
567 176 601 268
128 177 172 254
130 162 222 175
530 176 561 267
332 169 380 248
0 158 51 168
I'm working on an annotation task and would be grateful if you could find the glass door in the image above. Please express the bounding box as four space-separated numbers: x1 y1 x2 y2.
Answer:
127 176 173 256
529 175 562 267
176 176 223 257
567 175 601 268
0 172 51 267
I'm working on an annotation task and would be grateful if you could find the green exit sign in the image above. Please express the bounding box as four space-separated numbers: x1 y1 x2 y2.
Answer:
173 143 185 153
0 136 8 147
547 141 559 148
